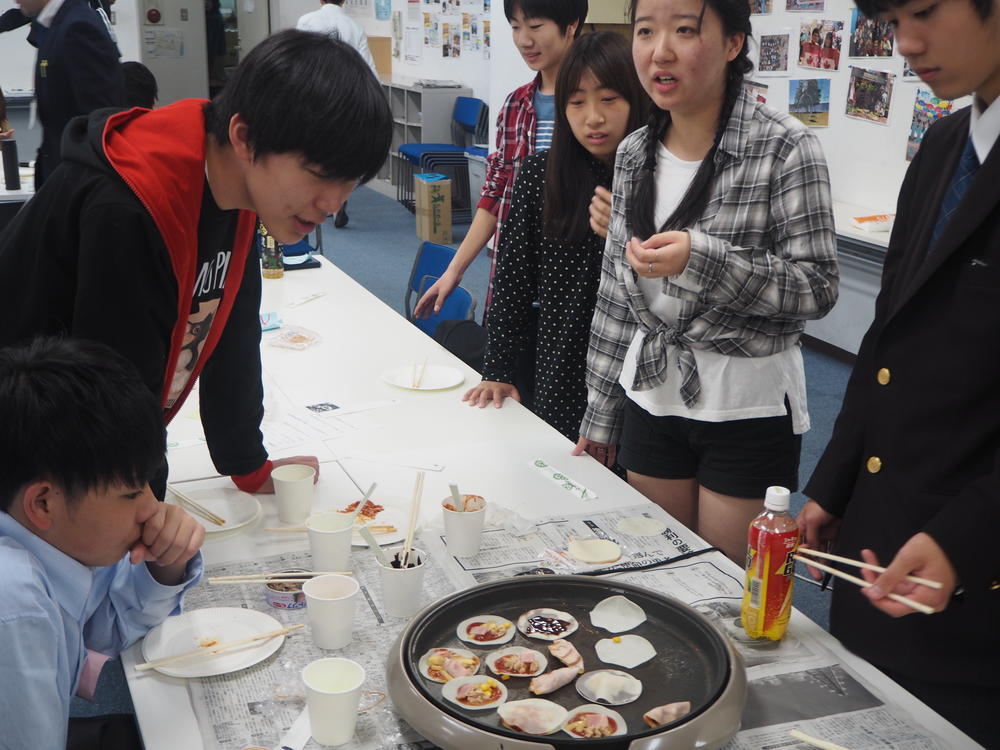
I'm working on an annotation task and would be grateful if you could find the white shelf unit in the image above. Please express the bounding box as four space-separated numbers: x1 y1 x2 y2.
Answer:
377 79 473 185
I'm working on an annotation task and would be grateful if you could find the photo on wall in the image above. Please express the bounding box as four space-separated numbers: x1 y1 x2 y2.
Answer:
786 0 825 10
757 33 790 74
846 66 895 124
745 80 769 104
907 88 953 160
788 78 831 126
798 19 843 71
848 9 894 57
749 0 774 15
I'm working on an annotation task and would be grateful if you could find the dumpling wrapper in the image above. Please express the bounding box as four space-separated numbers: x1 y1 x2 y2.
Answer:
643 701 692 727
548 638 583 670
529 666 581 695
615 516 668 537
576 670 643 706
590 595 647 633
562 704 628 738
498 698 568 735
595 635 656 668
568 538 621 564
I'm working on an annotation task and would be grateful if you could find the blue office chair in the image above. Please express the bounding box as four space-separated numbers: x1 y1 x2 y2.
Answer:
412 274 476 337
404 241 457 321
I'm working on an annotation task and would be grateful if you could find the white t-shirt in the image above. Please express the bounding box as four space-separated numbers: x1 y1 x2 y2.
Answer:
296 3 378 77
619 141 810 434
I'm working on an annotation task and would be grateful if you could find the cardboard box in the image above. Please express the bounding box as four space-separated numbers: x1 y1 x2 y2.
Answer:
415 173 452 244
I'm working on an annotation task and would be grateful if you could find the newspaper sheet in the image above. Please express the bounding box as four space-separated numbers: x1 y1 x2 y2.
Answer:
184 547 454 750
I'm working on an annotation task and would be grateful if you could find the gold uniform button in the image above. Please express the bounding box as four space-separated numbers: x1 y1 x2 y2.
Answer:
991 581 1000 591
866 456 883 474
877 368 891 385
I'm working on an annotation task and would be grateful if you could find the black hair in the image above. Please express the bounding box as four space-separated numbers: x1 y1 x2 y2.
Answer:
544 32 648 244
0 338 165 512
503 0 589 38
204 29 392 184
856 0 992 20
627 0 752 239
121 61 158 109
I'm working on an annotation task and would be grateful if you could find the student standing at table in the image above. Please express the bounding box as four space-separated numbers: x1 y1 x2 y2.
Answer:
798 0 1000 742
414 0 589 328
574 0 838 563
0 31 392 500
463 32 647 441
0 337 205 750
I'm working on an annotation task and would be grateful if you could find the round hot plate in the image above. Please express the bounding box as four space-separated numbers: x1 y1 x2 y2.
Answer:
387 575 746 749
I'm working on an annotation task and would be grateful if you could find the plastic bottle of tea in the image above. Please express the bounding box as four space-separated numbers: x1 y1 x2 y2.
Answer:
740 486 799 641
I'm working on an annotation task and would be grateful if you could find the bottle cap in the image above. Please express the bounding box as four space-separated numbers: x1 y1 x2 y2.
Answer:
763 486 790 512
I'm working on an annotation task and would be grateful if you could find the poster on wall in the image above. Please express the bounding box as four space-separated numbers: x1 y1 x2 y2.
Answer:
848 9 893 57
483 18 491 59
143 28 184 57
749 0 773 14
405 25 423 63
423 12 440 46
788 78 831 126
375 0 390 21
408 0 420 22
442 19 463 58
744 80 769 103
344 0 370 15
906 88 952 160
845 66 895 124
798 19 843 70
757 33 790 75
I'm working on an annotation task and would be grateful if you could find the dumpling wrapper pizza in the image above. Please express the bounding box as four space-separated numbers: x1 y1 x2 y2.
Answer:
595 635 657 668
567 538 621 564
643 701 692 727
497 698 568 735
589 595 647 633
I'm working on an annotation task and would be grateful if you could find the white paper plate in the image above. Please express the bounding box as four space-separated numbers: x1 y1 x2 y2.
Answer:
350 506 408 547
169 488 261 534
140 607 285 678
381 364 464 391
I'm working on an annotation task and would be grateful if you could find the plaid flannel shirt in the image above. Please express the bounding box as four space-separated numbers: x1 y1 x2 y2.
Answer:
478 75 539 315
580 89 839 445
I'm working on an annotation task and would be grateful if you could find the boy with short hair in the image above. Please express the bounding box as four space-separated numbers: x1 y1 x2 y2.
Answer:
414 0 589 325
0 30 392 499
0 337 206 750
798 0 1000 743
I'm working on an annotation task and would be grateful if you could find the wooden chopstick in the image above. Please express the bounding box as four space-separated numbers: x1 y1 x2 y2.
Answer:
796 547 943 590
401 471 424 566
412 356 428 388
788 729 849 750
206 571 352 583
167 484 225 527
263 524 397 534
135 624 303 671
792 555 935 615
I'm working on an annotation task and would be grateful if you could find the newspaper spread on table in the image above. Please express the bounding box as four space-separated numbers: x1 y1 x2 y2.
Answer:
181 503 958 749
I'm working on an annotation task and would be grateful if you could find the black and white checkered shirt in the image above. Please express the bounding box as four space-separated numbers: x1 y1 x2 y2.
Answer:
580 89 839 445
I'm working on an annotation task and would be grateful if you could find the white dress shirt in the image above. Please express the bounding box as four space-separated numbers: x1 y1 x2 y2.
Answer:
296 3 377 77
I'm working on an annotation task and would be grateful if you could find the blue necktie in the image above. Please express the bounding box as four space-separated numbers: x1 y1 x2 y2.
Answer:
928 137 979 252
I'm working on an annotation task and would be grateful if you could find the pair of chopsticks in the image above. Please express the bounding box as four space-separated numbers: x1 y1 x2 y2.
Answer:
168 484 225 527
206 571 352 585
795 547 941 615
410 357 428 388
789 729 848 750
135 623 303 672
400 471 424 566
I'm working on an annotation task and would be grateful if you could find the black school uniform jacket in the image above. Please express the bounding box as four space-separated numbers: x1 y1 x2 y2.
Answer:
805 106 1000 686
34 0 122 183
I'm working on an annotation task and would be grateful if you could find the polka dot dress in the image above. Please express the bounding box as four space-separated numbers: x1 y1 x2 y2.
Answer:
481 152 609 441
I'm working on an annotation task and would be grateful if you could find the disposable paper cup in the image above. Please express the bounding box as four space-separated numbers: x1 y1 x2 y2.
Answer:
307 512 354 573
376 546 428 618
272 464 316 524
302 657 365 746
303 574 359 650
441 496 487 557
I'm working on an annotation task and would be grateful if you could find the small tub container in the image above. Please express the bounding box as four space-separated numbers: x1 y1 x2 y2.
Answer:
264 569 307 609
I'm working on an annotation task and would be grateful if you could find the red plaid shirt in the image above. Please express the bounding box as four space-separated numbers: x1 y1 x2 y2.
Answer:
478 75 540 317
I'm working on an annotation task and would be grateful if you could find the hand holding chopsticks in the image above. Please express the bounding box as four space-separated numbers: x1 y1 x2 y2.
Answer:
796 547 943 590
135 624 303 671
792 553 936 615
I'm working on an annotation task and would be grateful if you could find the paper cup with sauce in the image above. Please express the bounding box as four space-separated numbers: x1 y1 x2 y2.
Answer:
263 569 307 609
441 495 487 557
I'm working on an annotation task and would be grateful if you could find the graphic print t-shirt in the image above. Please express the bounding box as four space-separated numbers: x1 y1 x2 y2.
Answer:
165 179 239 409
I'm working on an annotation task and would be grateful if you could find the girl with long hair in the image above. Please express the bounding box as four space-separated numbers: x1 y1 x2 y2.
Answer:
463 32 648 441
574 0 838 561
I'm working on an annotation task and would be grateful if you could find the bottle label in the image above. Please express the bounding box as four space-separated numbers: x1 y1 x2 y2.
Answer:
741 523 798 641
